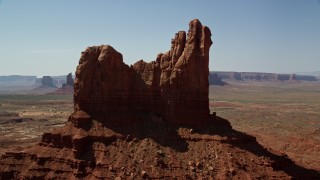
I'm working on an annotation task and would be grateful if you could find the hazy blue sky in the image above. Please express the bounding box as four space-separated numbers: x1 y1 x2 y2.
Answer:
0 0 319 76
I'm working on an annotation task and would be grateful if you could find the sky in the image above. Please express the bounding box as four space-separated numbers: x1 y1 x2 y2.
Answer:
0 0 320 77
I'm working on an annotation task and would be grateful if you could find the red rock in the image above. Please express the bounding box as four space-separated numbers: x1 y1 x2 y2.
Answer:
69 110 91 128
1 19 311 180
72 19 212 125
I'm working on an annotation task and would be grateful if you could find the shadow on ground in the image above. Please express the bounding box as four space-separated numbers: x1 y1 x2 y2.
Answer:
90 112 320 179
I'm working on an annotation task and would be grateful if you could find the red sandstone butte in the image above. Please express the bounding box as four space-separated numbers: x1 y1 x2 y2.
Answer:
72 19 212 125
1 19 315 179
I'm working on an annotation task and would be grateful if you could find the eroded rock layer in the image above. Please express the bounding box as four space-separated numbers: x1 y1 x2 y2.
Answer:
73 19 212 125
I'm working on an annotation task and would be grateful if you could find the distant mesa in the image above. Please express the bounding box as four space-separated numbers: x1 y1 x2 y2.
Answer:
0 75 36 86
211 71 318 82
33 75 57 90
32 76 58 94
41 76 56 88
34 75 70 88
0 75 36 83
295 74 317 81
295 71 320 79
0 74 75 94
208 72 227 86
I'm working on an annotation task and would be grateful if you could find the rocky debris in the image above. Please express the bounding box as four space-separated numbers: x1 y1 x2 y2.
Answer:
1 19 319 179
141 170 148 178
73 19 212 125
2 117 311 179
208 72 227 86
68 110 91 128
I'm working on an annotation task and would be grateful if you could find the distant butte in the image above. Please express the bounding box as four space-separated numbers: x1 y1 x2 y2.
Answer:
50 73 74 95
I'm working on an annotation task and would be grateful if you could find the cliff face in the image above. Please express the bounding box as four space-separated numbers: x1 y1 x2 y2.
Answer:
73 19 212 125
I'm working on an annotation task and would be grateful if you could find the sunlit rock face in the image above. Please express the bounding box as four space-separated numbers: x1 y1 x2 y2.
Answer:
72 19 212 125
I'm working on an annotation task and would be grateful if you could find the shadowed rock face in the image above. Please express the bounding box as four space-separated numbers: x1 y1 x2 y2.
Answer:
73 19 212 125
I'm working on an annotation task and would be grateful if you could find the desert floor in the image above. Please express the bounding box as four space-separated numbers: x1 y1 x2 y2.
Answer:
209 81 320 171
0 95 72 150
0 81 319 172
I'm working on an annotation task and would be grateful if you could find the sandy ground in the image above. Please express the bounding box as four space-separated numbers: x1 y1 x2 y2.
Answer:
209 81 320 171
0 81 319 173
0 95 73 151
